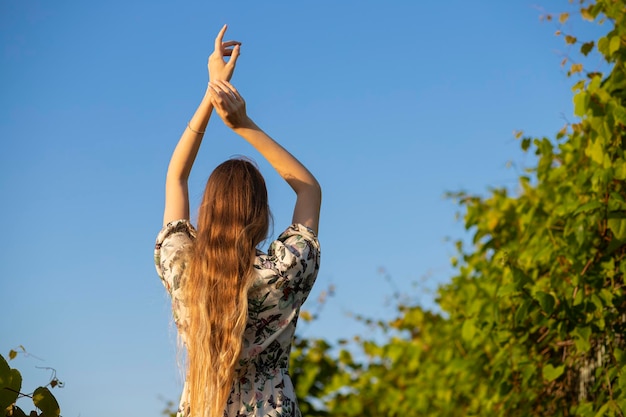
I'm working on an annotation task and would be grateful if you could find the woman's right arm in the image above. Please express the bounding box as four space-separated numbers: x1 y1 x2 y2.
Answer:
208 80 322 234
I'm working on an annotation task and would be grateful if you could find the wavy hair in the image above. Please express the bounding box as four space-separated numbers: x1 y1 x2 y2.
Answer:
183 158 270 417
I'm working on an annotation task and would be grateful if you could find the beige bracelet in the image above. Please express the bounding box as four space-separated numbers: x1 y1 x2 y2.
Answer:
187 122 205 135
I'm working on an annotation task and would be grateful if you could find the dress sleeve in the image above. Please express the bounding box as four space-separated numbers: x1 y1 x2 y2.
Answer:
267 223 321 299
154 219 196 295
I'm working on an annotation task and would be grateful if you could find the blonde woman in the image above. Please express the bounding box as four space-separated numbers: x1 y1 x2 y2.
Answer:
154 25 322 417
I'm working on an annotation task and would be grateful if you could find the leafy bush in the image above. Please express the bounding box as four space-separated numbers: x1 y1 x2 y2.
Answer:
291 1 626 415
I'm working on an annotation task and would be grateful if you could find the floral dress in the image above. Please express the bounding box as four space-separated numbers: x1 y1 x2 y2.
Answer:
154 220 321 417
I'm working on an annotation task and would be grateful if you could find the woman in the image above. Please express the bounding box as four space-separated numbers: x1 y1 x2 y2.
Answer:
154 25 322 417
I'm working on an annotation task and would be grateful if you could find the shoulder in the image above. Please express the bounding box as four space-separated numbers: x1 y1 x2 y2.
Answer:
155 219 197 250
278 223 320 250
264 223 320 273
154 219 196 288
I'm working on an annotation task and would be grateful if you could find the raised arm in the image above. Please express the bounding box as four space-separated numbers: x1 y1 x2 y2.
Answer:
162 26 241 226
208 80 322 234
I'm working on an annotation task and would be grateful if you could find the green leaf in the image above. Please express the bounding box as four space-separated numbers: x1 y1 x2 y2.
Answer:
521 363 535 385
542 364 564 382
461 319 476 341
614 160 626 180
33 387 61 417
574 285 584 306
573 326 592 353
598 36 609 56
609 35 621 55
576 402 594 417
535 292 556 315
585 139 604 164
515 300 531 327
0 354 22 409
511 266 532 290
608 216 626 240
590 293 605 312
594 402 610 417
10 406 28 417
598 288 614 306
581 41 595 56
574 91 589 116
574 201 603 215
619 365 626 391
338 349 353 365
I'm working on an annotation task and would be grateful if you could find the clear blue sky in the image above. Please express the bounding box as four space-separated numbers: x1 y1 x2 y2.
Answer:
0 1 607 415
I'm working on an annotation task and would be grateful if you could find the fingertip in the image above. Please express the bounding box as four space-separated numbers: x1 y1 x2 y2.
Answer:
216 24 227 43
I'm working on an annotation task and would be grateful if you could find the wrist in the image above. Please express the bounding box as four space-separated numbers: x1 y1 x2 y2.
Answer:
232 116 256 131
201 87 214 105
208 76 231 84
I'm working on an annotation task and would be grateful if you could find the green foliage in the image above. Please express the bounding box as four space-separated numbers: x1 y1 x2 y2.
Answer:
0 355 22 412
291 1 626 415
1 349 62 417
159 396 178 417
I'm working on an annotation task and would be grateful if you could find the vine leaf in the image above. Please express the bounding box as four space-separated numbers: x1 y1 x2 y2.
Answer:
0 354 22 409
608 212 626 240
581 41 595 56
33 387 60 417
535 292 555 315
543 364 565 382
609 36 621 55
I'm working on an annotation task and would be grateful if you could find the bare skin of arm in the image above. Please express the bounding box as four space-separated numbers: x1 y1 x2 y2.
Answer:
163 25 241 226
208 80 322 234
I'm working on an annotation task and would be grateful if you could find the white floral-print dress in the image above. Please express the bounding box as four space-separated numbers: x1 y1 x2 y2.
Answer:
155 220 321 417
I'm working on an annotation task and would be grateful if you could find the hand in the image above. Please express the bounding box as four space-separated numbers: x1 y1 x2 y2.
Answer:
208 25 241 82
208 80 251 129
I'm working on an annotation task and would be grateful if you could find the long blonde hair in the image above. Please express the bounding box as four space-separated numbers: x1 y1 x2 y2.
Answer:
184 158 270 417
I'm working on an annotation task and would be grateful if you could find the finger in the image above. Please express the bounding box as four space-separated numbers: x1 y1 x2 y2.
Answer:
215 81 240 106
210 81 236 104
222 40 241 48
208 94 223 110
208 83 225 100
210 80 226 92
220 80 241 100
214 80 235 96
227 44 241 65
207 91 218 106
230 84 244 102
213 24 227 56
208 88 230 112
221 41 241 57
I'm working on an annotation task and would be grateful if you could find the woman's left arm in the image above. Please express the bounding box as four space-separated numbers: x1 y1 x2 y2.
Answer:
162 89 213 226
163 25 241 226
